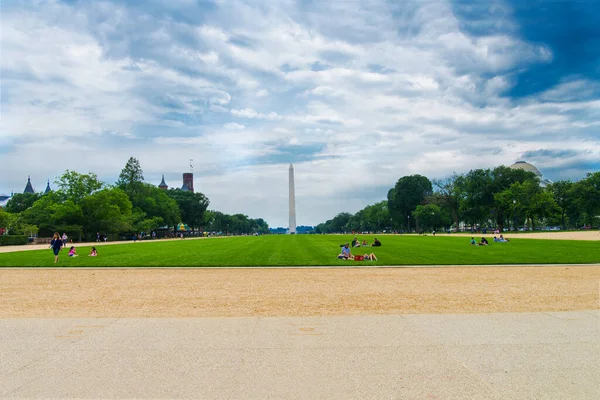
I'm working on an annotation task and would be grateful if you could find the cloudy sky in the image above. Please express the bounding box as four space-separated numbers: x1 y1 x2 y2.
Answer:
1 0 599 227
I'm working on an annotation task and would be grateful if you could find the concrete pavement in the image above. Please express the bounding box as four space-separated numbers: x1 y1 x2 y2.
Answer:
1 311 599 399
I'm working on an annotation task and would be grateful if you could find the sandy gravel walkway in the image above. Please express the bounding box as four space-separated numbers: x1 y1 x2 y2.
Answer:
1 266 597 318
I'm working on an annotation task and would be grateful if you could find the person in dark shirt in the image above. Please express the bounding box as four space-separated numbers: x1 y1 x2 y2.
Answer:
372 238 382 247
49 232 63 263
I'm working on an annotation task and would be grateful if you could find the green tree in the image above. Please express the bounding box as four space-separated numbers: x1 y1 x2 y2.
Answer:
80 188 133 236
387 175 432 230
4 193 40 213
549 180 574 229
571 172 600 227
500 180 557 230
490 166 538 231
127 184 181 231
432 174 462 229
20 192 84 238
166 189 210 230
0 207 11 229
55 170 104 204
329 212 352 233
412 204 451 231
116 157 145 196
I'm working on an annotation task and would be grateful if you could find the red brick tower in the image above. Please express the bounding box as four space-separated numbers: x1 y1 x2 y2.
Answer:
182 173 194 193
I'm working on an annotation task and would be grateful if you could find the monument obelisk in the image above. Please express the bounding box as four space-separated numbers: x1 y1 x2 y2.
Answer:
288 163 297 234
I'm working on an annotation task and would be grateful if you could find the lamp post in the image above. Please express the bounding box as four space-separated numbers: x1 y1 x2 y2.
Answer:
512 199 517 231
407 215 410 232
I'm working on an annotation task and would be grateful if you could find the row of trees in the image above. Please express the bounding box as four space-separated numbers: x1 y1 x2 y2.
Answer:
0 158 270 240
316 166 600 233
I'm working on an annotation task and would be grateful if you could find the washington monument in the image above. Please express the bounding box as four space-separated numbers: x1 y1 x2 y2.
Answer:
288 163 297 234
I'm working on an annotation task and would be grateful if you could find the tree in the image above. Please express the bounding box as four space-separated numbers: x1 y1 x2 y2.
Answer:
571 172 600 227
55 170 104 204
126 184 181 231
412 204 451 231
116 157 145 196
166 189 210 230
490 166 538 231
432 174 462 229
549 180 574 230
499 180 558 231
330 212 352 233
387 175 432 230
0 207 10 229
4 193 40 213
80 188 133 236
20 192 84 238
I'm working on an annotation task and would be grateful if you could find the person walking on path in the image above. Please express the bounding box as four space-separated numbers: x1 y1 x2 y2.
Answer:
50 232 63 263
61 233 68 248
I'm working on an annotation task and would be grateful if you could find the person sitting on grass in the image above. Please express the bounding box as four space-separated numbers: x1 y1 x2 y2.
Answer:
89 247 98 257
372 238 381 247
499 234 509 242
470 237 477 245
68 246 78 257
361 240 369 246
351 237 360 247
364 253 377 261
480 237 489 246
337 243 353 260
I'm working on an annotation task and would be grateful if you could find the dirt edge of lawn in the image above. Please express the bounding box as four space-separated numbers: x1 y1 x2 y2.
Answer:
1 266 598 318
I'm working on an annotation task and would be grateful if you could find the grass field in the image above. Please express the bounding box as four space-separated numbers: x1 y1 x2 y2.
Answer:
0 235 599 267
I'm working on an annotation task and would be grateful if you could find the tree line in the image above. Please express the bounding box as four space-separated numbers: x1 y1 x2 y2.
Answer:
315 166 600 233
0 157 270 240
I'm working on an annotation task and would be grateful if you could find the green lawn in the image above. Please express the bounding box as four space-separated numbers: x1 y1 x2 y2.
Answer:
0 235 599 267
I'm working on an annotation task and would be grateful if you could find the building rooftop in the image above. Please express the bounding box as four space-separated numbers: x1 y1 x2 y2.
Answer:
24 176 35 194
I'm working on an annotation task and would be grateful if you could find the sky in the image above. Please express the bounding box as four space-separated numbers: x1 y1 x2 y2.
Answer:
1 0 599 227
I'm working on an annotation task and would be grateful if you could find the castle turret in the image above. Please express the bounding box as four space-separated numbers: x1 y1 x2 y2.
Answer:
24 176 35 194
44 179 52 194
158 175 168 190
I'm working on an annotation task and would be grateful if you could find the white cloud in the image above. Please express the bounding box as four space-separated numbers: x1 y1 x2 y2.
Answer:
223 122 246 130
1 0 598 227
230 108 283 120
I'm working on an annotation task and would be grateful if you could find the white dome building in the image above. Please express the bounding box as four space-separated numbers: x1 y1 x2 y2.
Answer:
509 161 552 187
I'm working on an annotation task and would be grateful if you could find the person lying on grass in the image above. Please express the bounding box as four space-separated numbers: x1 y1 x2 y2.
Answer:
338 243 353 260
353 253 378 261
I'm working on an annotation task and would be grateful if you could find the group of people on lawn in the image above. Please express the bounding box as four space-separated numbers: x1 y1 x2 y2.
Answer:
470 234 510 246
337 237 381 260
50 232 98 263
